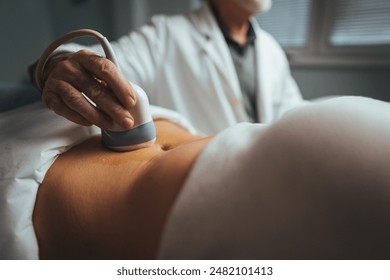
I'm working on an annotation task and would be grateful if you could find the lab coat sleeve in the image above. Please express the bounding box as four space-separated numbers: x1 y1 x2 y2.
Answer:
269 35 307 119
109 16 168 101
256 28 307 122
277 56 307 118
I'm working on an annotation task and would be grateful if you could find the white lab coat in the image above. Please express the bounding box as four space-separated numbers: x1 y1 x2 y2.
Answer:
60 2 303 134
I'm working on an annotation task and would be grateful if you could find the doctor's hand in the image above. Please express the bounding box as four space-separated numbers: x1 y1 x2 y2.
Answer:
40 50 136 130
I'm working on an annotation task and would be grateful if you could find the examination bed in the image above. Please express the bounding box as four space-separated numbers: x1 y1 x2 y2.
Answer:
1 82 390 260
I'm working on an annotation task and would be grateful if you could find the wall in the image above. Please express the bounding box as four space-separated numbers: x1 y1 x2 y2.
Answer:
292 68 390 101
46 0 112 40
0 0 197 83
0 0 114 82
111 0 199 37
0 0 52 82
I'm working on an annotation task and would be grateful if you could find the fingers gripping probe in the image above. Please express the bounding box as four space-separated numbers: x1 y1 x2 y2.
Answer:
35 29 156 152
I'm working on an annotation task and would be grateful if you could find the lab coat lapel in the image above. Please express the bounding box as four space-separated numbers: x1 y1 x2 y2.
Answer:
251 18 273 123
193 2 249 122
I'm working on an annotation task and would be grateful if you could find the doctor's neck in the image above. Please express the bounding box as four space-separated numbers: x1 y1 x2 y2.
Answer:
208 0 251 46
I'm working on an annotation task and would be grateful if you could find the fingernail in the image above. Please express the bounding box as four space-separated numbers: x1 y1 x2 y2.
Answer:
122 117 133 129
126 94 136 109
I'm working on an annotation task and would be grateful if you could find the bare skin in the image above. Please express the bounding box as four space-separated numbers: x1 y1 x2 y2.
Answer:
33 120 212 259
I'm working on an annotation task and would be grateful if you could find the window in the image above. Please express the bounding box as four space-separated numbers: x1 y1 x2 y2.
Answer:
255 0 311 48
330 0 390 46
255 0 390 67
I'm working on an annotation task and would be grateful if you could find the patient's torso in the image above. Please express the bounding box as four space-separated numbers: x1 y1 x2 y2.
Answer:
33 120 211 259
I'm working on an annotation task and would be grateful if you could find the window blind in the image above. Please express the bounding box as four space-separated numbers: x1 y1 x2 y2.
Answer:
330 0 390 46
255 0 311 47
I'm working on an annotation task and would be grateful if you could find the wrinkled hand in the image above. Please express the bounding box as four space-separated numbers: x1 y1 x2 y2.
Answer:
41 50 136 130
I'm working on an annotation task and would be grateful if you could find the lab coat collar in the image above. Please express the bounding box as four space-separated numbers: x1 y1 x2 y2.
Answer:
192 1 233 72
191 1 250 122
192 1 218 43
194 2 273 123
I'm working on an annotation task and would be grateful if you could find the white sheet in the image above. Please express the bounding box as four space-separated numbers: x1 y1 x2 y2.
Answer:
157 122 270 259
0 102 100 259
0 102 198 260
158 96 390 259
